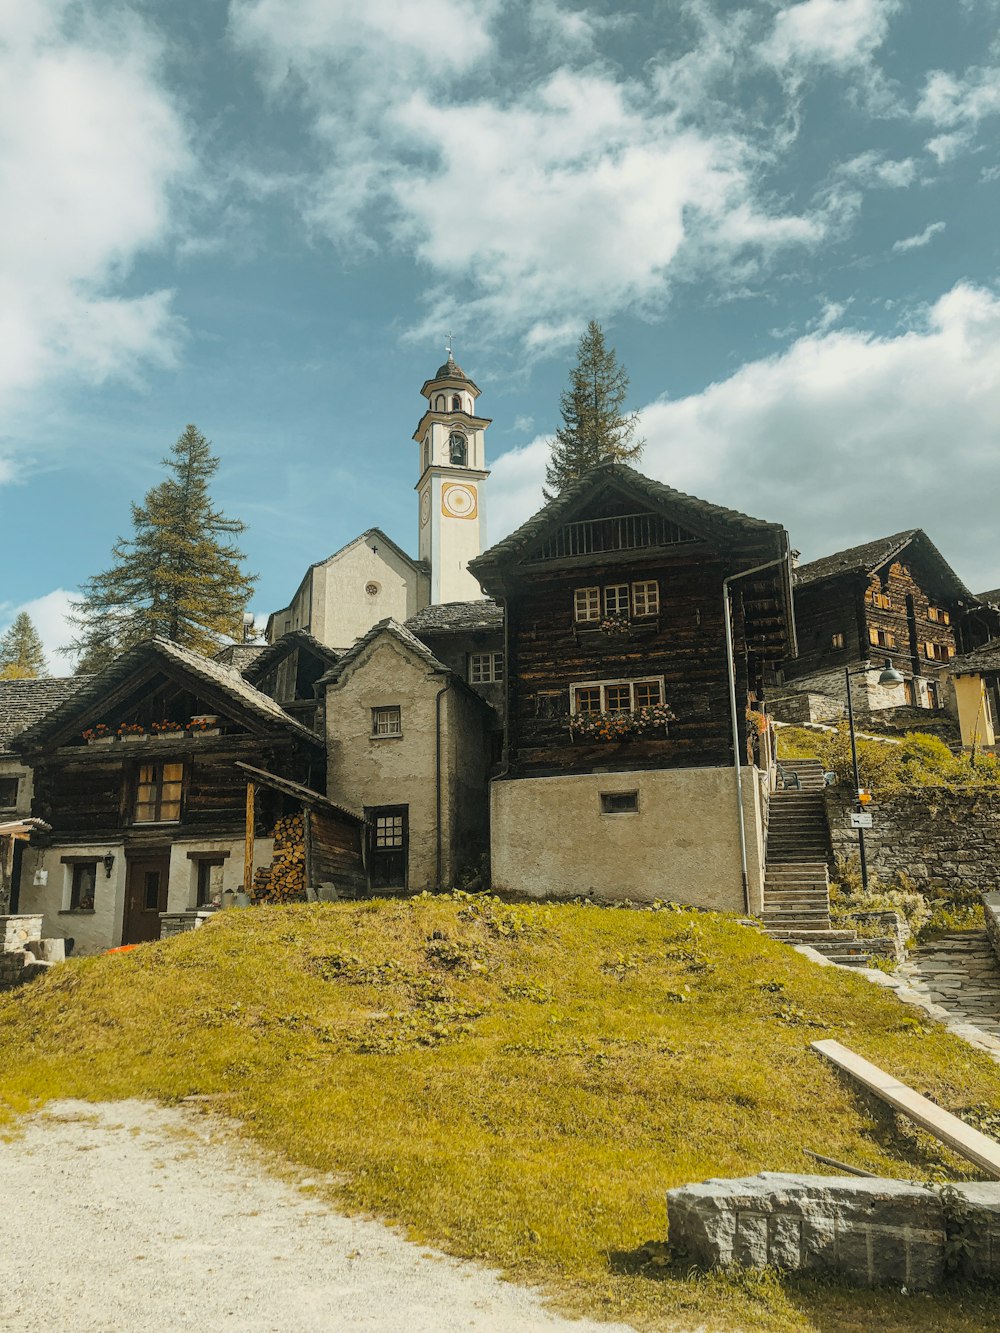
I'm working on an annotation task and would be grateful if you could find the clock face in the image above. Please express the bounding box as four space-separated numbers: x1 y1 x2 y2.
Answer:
420 490 431 526
441 482 477 520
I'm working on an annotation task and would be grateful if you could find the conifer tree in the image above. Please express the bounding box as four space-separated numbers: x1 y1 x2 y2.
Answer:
69 425 256 671
0 612 47 679
544 321 644 498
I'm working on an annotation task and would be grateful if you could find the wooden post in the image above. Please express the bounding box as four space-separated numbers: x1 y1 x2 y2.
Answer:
244 781 255 897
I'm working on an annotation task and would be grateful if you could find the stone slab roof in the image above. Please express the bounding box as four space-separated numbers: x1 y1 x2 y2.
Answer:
0 677 87 754
405 600 503 636
950 638 1000 676
794 529 976 604
321 618 452 685
213 643 267 672
470 462 781 574
977 588 1000 606
243 629 341 683
14 639 321 750
236 762 365 824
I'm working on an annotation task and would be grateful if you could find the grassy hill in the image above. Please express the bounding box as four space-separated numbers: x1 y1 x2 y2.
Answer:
1 895 999 1332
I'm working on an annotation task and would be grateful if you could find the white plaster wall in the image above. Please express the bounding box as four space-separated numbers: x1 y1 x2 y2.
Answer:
18 842 127 956
490 766 767 914
313 541 428 650
166 836 274 912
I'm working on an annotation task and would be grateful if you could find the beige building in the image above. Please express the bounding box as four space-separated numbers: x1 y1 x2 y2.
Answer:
949 639 1000 752
267 353 492 651
323 618 494 892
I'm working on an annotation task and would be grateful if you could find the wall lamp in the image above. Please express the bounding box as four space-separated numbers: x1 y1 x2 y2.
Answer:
102 852 115 879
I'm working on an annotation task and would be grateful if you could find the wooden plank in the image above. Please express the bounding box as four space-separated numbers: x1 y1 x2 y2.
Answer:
812 1038 1000 1179
244 781 255 895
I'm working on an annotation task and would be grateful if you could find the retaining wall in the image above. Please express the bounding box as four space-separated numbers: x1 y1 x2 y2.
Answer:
826 788 1000 895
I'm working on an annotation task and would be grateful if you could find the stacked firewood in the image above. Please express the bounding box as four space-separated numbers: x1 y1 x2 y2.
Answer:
251 812 306 904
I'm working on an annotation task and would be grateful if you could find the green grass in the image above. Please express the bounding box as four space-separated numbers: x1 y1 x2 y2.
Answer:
2 896 1000 1332
776 725 1000 793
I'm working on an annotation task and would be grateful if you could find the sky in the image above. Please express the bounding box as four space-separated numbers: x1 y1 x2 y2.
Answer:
3 0 1000 671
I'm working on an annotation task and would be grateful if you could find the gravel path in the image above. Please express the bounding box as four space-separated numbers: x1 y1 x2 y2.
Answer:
0 1101 639 1333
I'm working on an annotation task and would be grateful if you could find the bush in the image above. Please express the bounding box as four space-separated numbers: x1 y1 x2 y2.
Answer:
828 858 931 938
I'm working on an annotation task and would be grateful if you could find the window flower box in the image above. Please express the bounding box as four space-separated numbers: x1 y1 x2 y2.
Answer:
568 703 677 743
151 720 185 738
82 725 114 746
186 718 221 737
117 723 146 742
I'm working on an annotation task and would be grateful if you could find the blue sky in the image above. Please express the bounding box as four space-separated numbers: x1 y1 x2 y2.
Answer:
3 0 1000 668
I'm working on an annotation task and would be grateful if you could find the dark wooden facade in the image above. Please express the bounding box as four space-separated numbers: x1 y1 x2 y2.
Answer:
785 531 998 699
469 465 794 778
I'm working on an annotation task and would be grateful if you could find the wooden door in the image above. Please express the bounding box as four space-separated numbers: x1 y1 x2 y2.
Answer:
366 807 408 891
122 856 170 944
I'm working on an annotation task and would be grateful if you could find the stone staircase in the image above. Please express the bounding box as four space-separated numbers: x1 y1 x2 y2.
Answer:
762 759 892 967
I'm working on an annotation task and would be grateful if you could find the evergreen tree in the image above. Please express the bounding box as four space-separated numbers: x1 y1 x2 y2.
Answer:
69 425 257 669
0 612 47 678
544 321 644 498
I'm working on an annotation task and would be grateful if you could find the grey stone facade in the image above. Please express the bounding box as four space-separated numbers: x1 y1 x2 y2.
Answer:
826 787 1000 895
667 1172 1000 1288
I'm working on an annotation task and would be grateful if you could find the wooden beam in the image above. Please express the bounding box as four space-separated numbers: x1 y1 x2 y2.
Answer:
243 781 255 896
812 1038 1000 1179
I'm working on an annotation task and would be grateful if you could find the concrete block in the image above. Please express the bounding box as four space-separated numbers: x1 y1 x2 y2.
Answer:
25 938 65 963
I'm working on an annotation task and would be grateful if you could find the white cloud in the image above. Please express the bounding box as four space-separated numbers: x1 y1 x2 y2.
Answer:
0 589 76 674
761 0 900 72
837 151 916 188
918 66 1000 129
489 283 1000 591
0 2 193 412
892 221 946 253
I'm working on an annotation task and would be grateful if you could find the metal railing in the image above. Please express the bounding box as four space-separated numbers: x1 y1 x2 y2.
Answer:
535 512 697 560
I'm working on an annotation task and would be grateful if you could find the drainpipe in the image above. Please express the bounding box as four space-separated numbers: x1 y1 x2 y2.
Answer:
434 677 449 889
723 548 792 914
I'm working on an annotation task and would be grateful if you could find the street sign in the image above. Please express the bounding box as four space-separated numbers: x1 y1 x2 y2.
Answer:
848 811 873 829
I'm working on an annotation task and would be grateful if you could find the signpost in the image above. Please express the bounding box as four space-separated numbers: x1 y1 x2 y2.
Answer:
848 811 873 830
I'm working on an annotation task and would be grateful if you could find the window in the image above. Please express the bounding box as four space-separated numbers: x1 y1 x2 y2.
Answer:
449 432 467 465
451 394 462 411
924 641 954 662
196 857 225 907
870 590 892 610
903 677 916 706
600 791 639 814
604 584 630 616
631 581 659 617
831 632 845 649
134 762 183 823
574 587 601 623
375 811 405 849
868 627 896 649
928 606 951 625
0 776 18 807
70 862 97 911
572 678 663 714
469 652 503 684
927 680 940 709
434 394 445 411
372 706 402 737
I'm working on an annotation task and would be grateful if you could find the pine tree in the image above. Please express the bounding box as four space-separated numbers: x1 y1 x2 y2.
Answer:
544 321 644 498
69 425 257 670
0 612 47 679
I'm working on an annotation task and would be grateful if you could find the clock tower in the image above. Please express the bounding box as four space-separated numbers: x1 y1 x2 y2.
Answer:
414 351 491 603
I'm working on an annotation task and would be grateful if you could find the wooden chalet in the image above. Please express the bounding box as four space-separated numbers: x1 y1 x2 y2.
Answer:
782 530 997 717
468 463 795 912
13 638 327 952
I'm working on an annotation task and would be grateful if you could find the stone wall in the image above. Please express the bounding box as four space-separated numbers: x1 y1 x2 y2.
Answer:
667 1172 1000 1289
826 787 1000 894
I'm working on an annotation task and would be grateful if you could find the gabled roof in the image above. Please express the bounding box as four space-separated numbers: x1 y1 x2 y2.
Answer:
405 600 503 636
470 462 780 576
321 617 452 686
794 529 975 602
950 637 1000 676
0 677 88 754
14 638 322 751
214 643 267 672
243 629 340 684
236 762 365 824
977 588 1000 606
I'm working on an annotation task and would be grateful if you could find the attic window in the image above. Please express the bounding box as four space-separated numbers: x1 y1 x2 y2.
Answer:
372 706 402 737
928 606 951 625
870 590 892 610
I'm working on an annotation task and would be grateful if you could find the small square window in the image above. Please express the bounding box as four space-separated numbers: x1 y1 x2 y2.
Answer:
71 862 97 911
632 581 659 617
0 775 18 807
372 706 402 737
604 584 630 616
831 632 845 649
574 687 602 715
574 587 600 622
605 683 631 712
469 652 504 684
600 791 639 814
633 680 662 708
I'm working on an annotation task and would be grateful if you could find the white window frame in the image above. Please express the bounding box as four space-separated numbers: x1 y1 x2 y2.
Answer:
574 587 600 623
631 581 659 617
570 676 665 714
603 584 630 616
469 652 503 684
371 705 402 737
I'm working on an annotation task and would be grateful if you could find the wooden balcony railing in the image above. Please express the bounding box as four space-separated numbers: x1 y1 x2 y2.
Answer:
535 512 697 561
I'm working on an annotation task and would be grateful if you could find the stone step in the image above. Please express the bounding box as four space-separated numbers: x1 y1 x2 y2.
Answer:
767 929 861 942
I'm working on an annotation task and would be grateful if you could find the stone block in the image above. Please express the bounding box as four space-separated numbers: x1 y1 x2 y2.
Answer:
25 938 65 963
0 915 43 949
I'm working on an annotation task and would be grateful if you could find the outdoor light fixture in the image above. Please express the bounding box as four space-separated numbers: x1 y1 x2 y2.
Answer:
102 852 115 879
844 658 904 892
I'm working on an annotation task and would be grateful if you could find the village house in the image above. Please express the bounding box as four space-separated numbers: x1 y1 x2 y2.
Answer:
10 638 345 953
778 530 998 724
949 638 1000 753
468 462 796 913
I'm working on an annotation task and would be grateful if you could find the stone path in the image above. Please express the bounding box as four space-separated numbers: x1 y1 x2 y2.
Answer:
897 931 1000 1041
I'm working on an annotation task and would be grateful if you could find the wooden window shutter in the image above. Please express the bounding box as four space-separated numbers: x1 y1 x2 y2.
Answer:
868 627 879 646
